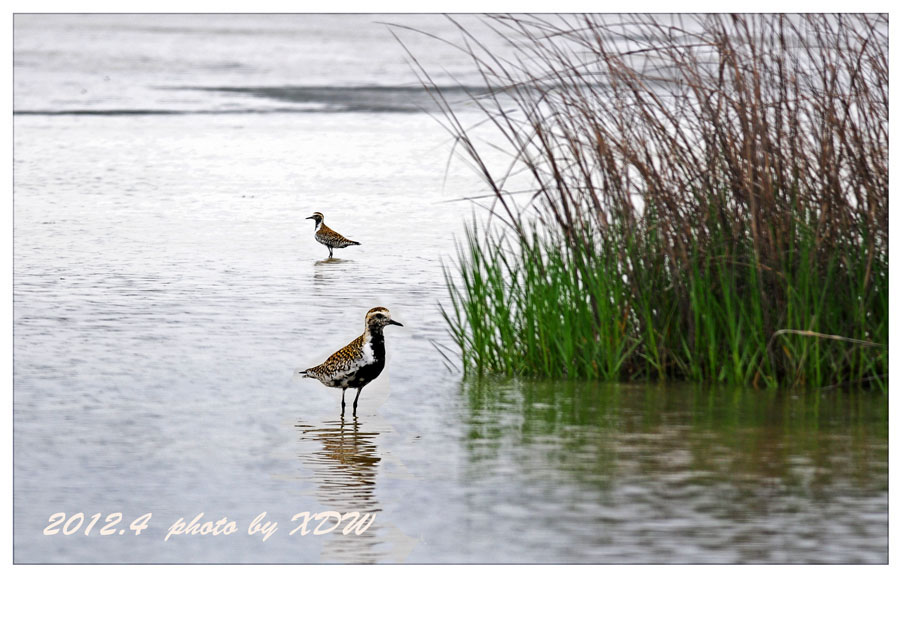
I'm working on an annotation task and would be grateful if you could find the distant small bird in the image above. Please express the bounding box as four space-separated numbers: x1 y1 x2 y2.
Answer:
301 307 403 415
305 211 360 258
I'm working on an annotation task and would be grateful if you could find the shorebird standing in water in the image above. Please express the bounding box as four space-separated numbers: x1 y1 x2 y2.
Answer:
305 211 360 258
301 307 403 415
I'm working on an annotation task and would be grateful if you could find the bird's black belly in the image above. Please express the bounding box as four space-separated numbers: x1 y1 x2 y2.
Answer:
346 358 385 388
346 334 386 389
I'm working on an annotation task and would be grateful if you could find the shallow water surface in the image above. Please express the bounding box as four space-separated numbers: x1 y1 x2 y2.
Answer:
13 14 887 564
451 380 887 563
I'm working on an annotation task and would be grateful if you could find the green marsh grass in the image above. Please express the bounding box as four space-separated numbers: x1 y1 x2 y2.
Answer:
406 14 888 388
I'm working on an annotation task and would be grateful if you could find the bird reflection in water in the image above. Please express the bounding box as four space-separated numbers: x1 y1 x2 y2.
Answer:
311 258 352 291
314 257 350 267
295 415 383 563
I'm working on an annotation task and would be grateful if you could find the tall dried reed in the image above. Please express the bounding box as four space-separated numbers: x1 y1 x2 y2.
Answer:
403 14 887 388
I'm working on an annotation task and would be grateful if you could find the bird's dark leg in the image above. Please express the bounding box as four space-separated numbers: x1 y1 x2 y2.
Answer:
328 246 333 258
352 387 363 415
341 388 346 415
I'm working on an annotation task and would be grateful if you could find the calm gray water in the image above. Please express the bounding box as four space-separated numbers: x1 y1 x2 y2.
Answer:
14 14 887 563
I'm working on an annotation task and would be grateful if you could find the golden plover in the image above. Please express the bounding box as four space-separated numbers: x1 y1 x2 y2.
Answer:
305 211 360 258
301 307 403 415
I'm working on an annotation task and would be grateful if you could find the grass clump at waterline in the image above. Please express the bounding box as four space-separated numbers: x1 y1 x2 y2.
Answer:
407 14 887 388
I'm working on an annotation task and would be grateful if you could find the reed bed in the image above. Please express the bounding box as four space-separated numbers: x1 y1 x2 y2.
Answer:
406 14 888 388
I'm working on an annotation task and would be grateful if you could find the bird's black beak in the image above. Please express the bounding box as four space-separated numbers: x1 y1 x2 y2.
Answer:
389 320 403 327
305 216 315 220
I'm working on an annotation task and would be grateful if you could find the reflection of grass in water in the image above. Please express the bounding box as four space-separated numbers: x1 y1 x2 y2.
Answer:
461 378 887 493
462 378 621 491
